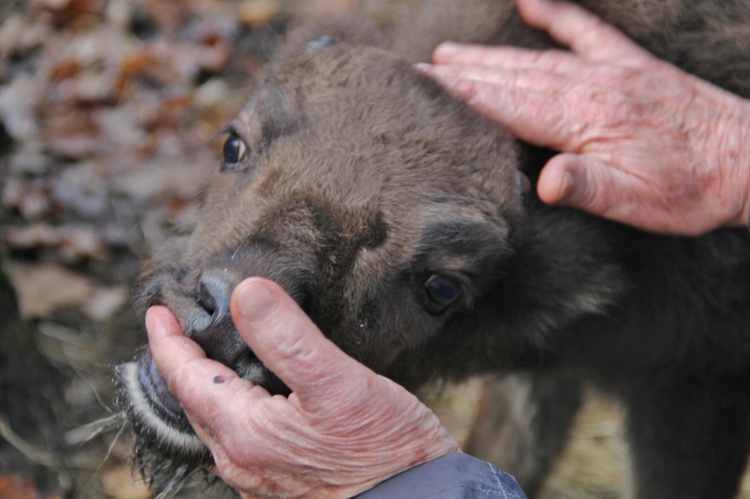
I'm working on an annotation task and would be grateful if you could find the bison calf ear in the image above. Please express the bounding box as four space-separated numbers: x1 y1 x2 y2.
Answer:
415 212 516 278
279 16 384 57
516 171 531 197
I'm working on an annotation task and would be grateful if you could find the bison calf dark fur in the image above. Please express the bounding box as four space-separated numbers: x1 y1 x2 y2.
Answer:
117 0 750 497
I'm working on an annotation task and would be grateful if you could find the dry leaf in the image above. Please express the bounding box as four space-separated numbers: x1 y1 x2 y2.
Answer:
5 224 109 261
82 285 129 322
99 466 152 499
9 262 96 319
0 13 51 59
0 474 62 499
0 74 42 141
238 0 282 26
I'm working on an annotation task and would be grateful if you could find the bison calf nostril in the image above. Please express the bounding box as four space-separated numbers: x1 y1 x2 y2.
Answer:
198 280 217 315
197 274 232 320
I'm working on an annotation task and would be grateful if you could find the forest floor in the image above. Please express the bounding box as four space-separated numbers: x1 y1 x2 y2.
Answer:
1 0 748 497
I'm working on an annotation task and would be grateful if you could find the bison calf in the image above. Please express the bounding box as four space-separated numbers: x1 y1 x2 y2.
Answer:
118 1 750 497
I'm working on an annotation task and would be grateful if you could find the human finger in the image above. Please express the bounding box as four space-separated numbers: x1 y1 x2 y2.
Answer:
433 42 588 76
537 152 648 225
516 0 650 61
229 278 367 411
146 306 212 382
420 62 570 93
146 306 267 434
424 73 571 149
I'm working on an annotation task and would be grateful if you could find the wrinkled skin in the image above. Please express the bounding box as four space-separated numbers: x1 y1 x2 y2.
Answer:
423 0 750 234
146 278 461 498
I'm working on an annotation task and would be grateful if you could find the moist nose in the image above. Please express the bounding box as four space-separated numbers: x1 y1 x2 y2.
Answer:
197 272 233 324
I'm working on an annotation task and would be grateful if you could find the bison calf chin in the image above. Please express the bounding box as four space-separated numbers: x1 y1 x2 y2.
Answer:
118 1 750 497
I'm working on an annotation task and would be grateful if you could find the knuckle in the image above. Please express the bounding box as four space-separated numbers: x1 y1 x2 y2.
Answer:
566 160 615 213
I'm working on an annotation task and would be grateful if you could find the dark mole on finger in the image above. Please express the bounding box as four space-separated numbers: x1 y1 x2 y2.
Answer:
213 375 225 384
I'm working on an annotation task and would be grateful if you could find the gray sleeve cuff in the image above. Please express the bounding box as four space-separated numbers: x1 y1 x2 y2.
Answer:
355 453 527 499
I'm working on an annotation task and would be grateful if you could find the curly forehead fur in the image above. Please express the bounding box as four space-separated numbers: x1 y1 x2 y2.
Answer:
190 42 521 270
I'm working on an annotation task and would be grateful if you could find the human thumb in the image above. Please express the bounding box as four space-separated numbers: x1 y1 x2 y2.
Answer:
229 277 362 405
537 153 615 217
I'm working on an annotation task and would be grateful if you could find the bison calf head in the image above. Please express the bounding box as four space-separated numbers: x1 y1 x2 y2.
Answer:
117 36 523 487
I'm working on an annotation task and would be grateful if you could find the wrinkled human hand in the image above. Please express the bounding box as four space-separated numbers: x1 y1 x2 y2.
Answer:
421 0 750 235
146 277 460 499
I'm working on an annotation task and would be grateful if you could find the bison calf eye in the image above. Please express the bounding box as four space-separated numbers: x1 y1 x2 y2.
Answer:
424 274 460 312
221 133 248 171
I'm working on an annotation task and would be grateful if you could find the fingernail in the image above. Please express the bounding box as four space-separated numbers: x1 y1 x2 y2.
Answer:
414 62 433 72
436 41 462 56
558 171 575 201
234 279 278 324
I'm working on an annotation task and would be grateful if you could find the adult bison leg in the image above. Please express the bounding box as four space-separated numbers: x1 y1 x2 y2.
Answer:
621 368 750 499
464 371 583 497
